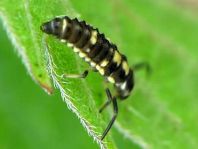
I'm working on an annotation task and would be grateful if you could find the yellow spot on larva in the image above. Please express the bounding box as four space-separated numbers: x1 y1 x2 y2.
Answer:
67 43 73 47
85 57 91 62
113 50 122 66
62 19 67 33
86 48 90 53
98 67 105 75
90 31 97 44
60 39 66 43
100 59 109 67
120 81 127 90
79 52 86 58
90 62 96 67
96 65 105 75
96 65 100 70
122 61 129 75
107 76 115 84
73 47 80 53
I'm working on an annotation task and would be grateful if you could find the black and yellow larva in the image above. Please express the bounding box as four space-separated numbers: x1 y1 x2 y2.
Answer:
41 16 147 140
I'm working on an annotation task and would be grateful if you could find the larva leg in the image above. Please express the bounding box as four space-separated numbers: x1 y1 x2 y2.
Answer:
63 70 88 79
99 88 112 113
132 62 151 76
100 88 118 140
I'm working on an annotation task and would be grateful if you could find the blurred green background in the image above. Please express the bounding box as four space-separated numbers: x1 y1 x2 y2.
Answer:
0 22 98 148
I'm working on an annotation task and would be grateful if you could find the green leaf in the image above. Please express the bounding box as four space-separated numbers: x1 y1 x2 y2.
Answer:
1 0 198 149
0 0 54 93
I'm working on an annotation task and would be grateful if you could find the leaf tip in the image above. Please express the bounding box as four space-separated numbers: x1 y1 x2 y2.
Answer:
38 80 54 94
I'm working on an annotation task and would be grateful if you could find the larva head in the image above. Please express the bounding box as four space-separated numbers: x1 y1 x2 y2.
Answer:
40 17 62 36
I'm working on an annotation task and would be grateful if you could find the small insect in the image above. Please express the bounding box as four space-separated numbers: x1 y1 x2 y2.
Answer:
41 16 150 140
